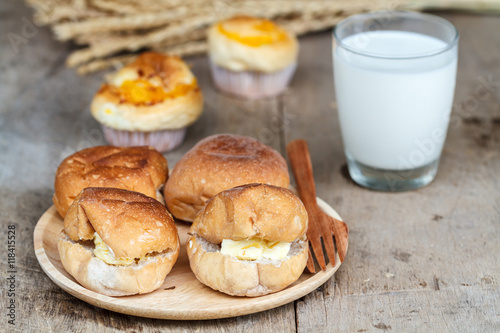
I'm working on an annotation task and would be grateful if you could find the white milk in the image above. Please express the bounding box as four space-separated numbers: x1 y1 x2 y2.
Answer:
334 31 457 170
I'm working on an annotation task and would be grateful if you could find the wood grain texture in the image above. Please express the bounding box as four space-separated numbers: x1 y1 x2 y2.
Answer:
287 139 349 272
283 11 500 333
1 1 499 332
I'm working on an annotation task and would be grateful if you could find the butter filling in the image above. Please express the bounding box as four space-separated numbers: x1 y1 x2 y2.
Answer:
220 238 291 261
93 233 135 266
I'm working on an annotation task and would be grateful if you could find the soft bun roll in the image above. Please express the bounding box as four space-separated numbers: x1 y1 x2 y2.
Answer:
58 187 180 296
53 145 168 217
191 183 307 243
164 134 290 222
187 183 308 297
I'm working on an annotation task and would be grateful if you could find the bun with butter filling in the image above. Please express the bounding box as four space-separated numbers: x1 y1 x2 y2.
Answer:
57 187 180 296
53 145 168 218
164 134 290 222
187 183 308 296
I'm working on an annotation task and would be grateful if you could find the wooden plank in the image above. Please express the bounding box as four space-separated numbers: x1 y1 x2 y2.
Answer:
283 12 500 333
328 285 500 332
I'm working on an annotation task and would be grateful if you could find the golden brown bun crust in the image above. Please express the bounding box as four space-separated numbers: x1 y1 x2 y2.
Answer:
187 234 308 296
190 183 308 243
58 232 178 296
187 183 308 296
63 187 179 259
164 134 290 222
53 145 168 217
208 16 298 72
91 52 203 131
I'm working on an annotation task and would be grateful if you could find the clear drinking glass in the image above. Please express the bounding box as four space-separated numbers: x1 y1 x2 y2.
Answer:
333 11 459 191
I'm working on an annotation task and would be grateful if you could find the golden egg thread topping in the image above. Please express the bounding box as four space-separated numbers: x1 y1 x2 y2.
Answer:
218 19 288 47
117 79 198 105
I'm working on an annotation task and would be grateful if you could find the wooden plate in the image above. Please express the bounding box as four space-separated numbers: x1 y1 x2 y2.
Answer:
33 199 347 320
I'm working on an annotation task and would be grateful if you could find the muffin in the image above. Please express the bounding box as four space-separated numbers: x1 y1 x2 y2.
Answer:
208 16 299 99
164 134 290 222
90 52 203 152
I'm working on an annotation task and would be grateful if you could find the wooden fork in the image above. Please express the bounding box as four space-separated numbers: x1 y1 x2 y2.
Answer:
287 139 349 273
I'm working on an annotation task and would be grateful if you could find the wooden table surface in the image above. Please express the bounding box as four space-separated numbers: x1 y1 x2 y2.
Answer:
1 2 499 332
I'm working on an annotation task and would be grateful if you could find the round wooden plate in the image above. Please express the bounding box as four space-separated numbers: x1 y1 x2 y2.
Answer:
33 199 347 320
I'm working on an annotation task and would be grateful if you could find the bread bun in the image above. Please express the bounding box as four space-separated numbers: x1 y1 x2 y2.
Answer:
53 145 168 217
90 52 203 132
208 16 298 73
187 184 308 296
191 183 308 243
164 134 290 222
58 187 180 296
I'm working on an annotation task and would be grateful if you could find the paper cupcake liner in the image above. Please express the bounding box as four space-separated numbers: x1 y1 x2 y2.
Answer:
210 61 297 99
103 126 186 152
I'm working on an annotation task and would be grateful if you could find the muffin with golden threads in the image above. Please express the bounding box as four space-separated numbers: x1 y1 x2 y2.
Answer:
208 16 299 99
91 52 203 152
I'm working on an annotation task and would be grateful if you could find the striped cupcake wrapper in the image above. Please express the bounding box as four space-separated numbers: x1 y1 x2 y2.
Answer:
210 61 297 99
103 126 186 152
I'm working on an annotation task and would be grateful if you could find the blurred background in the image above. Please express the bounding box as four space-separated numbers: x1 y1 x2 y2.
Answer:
19 0 500 75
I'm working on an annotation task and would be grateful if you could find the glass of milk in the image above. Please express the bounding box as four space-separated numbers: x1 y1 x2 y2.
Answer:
333 11 458 191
